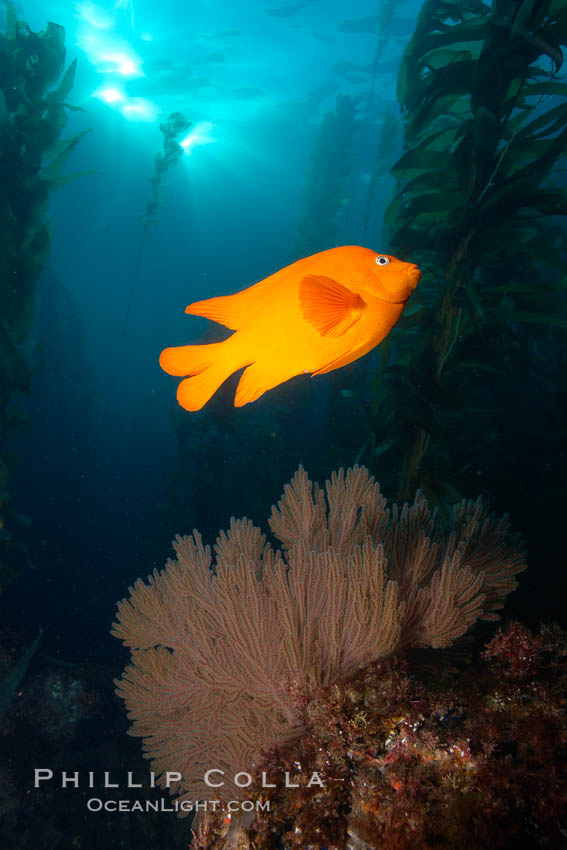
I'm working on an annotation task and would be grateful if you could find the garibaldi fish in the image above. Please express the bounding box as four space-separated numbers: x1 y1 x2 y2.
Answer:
160 245 421 411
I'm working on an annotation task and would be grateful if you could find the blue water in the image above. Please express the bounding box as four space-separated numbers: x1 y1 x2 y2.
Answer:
5 0 424 661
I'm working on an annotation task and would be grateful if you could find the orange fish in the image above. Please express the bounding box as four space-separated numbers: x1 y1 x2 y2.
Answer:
159 245 421 411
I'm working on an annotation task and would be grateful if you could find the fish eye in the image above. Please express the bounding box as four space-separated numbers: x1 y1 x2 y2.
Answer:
375 256 389 266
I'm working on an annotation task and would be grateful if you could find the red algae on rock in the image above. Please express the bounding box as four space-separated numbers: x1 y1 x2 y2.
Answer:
194 623 567 850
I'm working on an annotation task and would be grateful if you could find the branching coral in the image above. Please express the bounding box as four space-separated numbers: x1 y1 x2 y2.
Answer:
112 465 525 810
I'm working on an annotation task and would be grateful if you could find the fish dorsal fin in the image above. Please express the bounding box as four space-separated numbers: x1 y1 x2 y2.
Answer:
299 275 365 337
185 293 246 330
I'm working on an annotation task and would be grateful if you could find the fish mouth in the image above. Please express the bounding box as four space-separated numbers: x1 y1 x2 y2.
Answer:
406 264 421 287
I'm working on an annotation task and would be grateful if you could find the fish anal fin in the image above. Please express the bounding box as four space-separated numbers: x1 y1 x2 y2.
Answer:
299 275 365 337
234 361 285 407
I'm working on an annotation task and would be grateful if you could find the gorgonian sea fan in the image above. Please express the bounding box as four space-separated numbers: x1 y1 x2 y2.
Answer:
111 465 525 806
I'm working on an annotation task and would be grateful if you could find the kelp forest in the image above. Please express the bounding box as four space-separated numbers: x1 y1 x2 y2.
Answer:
1 0 567 848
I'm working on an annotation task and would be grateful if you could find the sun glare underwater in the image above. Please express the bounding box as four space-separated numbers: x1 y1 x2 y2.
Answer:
2 0 567 848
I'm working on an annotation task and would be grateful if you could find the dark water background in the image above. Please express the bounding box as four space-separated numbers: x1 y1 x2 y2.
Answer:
2 0 567 846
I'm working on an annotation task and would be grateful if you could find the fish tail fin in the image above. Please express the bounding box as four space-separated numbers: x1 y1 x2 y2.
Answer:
159 341 236 411
159 342 222 378
176 367 230 412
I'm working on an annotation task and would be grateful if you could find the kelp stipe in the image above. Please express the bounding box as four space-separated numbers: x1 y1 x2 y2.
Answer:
293 94 360 258
142 111 191 236
356 0 567 507
0 3 87 584
362 102 401 237
98 111 190 432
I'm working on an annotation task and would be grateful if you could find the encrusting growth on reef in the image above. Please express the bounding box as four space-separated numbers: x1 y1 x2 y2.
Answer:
194 622 567 849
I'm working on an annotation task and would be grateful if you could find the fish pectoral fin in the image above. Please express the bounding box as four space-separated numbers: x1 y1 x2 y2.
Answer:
299 275 365 337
